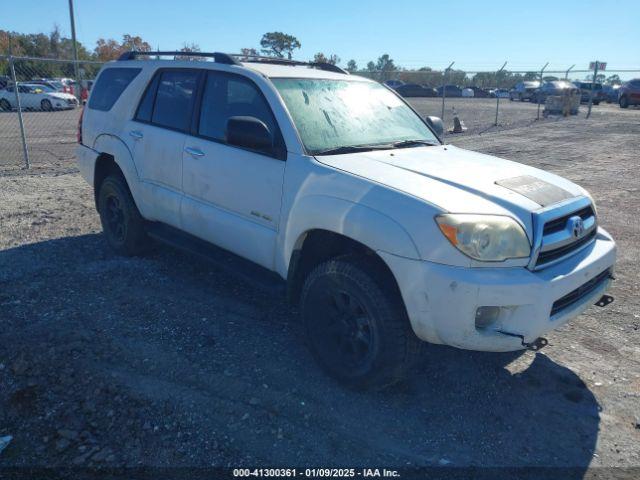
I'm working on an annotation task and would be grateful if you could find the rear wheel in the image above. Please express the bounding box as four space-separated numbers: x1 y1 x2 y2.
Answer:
41 99 53 111
300 255 421 389
619 96 629 108
97 174 148 256
0 99 11 111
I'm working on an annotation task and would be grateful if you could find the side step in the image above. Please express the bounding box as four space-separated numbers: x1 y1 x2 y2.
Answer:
146 222 286 296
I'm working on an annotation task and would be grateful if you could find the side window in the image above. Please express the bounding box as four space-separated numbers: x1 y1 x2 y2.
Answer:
88 68 141 111
198 71 279 147
151 70 198 132
135 74 160 123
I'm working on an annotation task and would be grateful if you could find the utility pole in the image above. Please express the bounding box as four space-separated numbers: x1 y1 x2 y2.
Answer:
537 62 549 120
494 61 507 126
441 61 455 124
587 61 599 119
68 0 81 100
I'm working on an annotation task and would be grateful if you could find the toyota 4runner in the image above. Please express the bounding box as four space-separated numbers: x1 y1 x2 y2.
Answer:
77 51 617 388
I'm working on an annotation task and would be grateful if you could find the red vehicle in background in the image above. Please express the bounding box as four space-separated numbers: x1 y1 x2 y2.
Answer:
618 79 640 108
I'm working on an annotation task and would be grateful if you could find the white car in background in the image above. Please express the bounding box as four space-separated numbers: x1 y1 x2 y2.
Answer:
461 87 474 97
0 83 78 111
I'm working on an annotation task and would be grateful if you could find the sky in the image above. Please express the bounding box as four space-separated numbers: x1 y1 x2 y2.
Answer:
3 0 639 74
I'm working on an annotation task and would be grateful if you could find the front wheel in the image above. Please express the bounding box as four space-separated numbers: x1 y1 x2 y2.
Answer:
300 255 421 389
97 174 148 256
0 99 11 111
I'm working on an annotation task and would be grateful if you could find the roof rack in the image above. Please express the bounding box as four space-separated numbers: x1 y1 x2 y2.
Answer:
227 53 348 74
116 50 349 74
117 51 239 65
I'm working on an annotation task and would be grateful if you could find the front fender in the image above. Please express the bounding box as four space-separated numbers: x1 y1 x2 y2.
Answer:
276 194 420 277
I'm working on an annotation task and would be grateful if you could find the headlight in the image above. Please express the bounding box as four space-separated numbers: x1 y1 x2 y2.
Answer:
435 214 531 262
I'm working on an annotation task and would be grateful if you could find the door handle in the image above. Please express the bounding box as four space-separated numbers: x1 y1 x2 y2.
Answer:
129 130 143 140
184 147 205 157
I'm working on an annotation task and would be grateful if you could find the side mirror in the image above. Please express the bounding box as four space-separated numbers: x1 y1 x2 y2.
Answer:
226 116 273 152
426 116 444 138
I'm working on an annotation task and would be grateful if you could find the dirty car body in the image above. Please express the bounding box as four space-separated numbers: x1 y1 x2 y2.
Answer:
77 52 616 386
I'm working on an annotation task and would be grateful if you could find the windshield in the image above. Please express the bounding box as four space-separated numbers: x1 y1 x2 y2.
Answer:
272 78 439 155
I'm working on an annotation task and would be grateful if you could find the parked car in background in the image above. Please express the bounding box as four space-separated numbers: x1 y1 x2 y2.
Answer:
468 86 491 98
461 87 474 97
494 88 510 98
531 81 578 104
384 79 405 89
573 82 606 105
30 79 66 92
436 85 462 97
602 85 621 104
487 88 496 97
618 79 640 108
0 83 78 111
395 83 437 97
509 81 540 102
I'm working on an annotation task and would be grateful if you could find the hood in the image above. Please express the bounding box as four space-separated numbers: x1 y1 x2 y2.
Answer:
316 145 585 228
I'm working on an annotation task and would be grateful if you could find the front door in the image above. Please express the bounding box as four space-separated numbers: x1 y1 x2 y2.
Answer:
181 70 286 269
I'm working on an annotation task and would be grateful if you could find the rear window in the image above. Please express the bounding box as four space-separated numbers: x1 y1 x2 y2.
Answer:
88 68 141 111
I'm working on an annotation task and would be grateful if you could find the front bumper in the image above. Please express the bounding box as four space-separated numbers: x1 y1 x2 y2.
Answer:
380 227 616 352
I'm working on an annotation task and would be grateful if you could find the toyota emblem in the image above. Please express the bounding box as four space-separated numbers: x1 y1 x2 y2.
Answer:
568 216 585 238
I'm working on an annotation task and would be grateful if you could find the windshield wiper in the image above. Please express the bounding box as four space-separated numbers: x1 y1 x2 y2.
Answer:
391 139 438 148
313 144 393 156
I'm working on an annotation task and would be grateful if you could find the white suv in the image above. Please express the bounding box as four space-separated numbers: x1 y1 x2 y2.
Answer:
77 51 616 388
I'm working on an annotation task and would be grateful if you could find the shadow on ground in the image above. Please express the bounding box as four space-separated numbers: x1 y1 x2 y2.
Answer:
0 234 600 477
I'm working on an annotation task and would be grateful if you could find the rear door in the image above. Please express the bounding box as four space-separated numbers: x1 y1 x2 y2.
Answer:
180 70 286 269
127 68 201 226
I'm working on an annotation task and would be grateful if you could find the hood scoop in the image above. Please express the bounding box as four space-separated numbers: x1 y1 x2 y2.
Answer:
495 175 575 207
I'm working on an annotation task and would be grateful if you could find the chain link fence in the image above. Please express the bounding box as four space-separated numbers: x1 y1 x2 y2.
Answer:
358 65 640 139
0 56 638 171
0 55 103 171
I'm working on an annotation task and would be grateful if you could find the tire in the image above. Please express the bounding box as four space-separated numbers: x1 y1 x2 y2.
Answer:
97 174 148 256
300 255 422 389
519 94 523 102
619 96 629 109
0 99 11 111
41 99 53 111
593 101 600 106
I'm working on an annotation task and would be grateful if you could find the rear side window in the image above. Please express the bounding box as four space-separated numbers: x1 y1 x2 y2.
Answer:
88 68 141 111
150 70 199 132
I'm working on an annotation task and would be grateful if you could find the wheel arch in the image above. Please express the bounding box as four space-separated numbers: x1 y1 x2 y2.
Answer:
92 134 143 213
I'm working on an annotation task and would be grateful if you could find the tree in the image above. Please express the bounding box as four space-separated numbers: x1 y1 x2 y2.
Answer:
240 47 258 56
175 42 201 61
606 74 621 86
312 52 340 65
375 54 397 72
346 59 358 73
260 32 301 59
366 61 376 72
94 34 151 61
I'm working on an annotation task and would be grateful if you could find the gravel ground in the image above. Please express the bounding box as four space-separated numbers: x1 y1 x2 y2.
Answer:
0 102 638 478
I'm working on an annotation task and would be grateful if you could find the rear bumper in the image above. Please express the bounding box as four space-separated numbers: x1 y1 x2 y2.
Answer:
380 227 616 352
76 143 99 186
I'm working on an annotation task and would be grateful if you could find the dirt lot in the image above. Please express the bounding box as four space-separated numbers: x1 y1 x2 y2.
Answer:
0 101 639 478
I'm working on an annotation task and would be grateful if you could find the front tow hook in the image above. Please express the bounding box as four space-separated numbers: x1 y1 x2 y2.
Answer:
595 294 614 308
497 330 548 351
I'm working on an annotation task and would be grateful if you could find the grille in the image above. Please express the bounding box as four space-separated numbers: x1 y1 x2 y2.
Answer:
536 229 597 266
550 268 611 317
543 206 594 236
535 204 597 268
